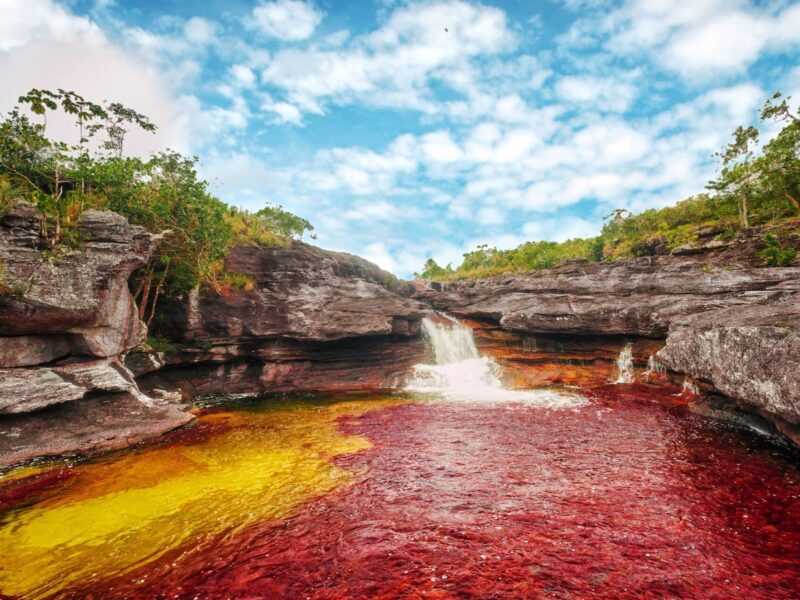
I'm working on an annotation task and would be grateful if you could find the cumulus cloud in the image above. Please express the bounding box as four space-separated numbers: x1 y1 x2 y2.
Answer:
0 0 104 51
573 0 800 78
251 0 323 41
555 75 638 112
260 0 517 116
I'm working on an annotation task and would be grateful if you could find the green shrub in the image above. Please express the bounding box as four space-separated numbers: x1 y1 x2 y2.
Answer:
147 334 178 353
759 234 797 267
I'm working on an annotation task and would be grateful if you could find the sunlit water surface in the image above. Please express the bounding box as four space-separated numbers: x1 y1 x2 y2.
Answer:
1 386 800 599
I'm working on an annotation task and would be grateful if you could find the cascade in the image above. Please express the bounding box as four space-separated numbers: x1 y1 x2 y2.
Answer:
405 315 583 407
645 355 666 375
681 377 701 396
614 343 635 384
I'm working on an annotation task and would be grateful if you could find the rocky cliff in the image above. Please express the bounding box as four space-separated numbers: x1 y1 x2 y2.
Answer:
0 205 425 468
421 227 800 439
0 202 192 467
132 242 426 399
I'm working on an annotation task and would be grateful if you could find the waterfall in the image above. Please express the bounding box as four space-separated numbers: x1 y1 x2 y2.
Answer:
681 378 700 396
405 316 584 408
645 355 666 375
614 344 635 384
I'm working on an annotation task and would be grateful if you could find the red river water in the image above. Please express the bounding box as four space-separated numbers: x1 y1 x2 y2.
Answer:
14 383 790 599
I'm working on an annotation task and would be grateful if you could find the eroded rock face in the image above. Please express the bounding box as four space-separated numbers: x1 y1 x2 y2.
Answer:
425 260 799 337
421 237 800 438
0 204 192 468
0 392 194 467
158 243 423 343
138 242 427 398
0 358 139 414
658 301 800 428
0 203 156 360
134 335 426 399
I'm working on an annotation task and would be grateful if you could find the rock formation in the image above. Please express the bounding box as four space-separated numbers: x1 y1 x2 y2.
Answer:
0 203 190 467
133 242 426 398
420 228 800 439
0 206 426 467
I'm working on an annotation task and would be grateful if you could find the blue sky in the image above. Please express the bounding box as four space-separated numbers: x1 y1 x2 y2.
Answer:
1 0 799 276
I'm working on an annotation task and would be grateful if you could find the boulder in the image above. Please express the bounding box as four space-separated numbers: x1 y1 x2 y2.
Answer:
657 301 800 426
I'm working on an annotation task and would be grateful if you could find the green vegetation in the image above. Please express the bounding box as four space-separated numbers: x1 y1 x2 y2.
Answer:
420 91 800 280
0 88 312 319
146 334 179 353
760 234 797 267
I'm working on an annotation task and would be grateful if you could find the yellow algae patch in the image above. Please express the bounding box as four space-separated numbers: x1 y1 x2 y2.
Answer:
0 396 404 599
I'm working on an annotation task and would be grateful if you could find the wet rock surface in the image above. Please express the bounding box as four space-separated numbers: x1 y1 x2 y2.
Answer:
420 237 800 437
0 392 194 467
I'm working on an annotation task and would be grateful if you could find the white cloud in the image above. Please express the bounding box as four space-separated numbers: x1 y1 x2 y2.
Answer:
0 0 104 51
183 17 218 45
568 0 800 78
261 97 303 124
556 75 638 112
231 64 257 88
251 0 323 41
260 0 517 117
0 39 188 155
361 241 397 272
522 216 601 241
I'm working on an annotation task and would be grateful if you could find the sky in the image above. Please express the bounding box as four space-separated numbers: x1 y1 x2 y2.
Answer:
1 0 799 277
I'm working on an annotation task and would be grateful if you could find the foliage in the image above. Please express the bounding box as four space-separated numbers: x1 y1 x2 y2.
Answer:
146 334 179 353
226 204 313 247
420 91 800 281
0 174 17 216
759 234 797 267
0 88 313 319
216 272 257 295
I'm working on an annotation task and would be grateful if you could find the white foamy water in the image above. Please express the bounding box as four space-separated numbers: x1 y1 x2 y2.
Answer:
645 355 666 376
405 316 584 408
614 343 635 384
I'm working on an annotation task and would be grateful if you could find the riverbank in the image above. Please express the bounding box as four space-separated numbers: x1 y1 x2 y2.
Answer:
1 203 799 468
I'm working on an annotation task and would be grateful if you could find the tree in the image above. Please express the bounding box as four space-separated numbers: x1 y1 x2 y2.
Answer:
710 125 760 227
759 92 800 216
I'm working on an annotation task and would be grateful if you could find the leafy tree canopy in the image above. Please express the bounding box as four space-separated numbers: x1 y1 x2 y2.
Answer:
0 88 313 321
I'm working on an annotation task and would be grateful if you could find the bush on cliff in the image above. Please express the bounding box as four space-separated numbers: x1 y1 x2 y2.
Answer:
0 89 313 319
420 91 800 281
760 234 797 267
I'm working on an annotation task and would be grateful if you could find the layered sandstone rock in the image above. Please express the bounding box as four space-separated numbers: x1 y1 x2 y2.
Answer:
0 203 157 361
420 234 800 437
658 300 800 437
158 242 423 343
0 203 191 467
134 242 427 399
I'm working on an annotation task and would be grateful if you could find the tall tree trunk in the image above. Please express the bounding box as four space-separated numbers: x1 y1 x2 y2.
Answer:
139 272 153 320
146 268 168 328
740 194 749 228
